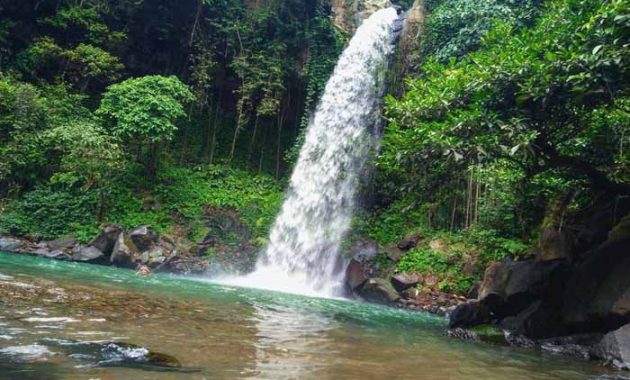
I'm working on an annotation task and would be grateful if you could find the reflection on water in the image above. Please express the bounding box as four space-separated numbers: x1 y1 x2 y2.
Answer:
249 303 337 378
0 252 620 380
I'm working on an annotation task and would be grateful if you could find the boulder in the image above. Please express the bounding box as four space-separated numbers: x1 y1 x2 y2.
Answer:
71 245 105 263
390 273 420 293
166 257 209 275
448 301 491 328
385 244 405 262
356 278 400 305
0 237 23 252
45 237 76 252
478 259 567 317
89 224 123 255
110 233 138 267
128 225 158 252
345 259 369 291
141 238 176 268
562 219 630 332
397 232 423 251
538 226 573 261
592 324 630 369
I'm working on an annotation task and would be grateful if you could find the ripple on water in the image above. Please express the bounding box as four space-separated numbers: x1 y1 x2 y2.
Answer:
0 344 54 361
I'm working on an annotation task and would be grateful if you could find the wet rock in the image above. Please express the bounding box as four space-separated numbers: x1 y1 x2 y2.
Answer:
89 224 123 255
71 245 105 263
0 237 23 252
592 324 630 369
397 232 423 251
356 278 400 305
449 301 491 328
390 273 420 293
345 259 369 291
128 225 159 252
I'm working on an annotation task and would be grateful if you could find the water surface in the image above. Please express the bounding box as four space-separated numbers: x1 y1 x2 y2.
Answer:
0 252 616 380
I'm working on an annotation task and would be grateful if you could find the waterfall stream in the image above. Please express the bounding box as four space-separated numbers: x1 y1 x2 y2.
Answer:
224 8 403 297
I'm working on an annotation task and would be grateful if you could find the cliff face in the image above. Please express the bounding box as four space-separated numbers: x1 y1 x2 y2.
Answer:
331 0 394 33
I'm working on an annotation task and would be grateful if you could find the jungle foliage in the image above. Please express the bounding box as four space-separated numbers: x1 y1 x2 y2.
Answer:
378 0 629 246
0 0 342 241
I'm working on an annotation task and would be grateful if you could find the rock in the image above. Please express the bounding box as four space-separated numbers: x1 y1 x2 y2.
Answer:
390 273 420 292
356 278 400 305
448 301 491 328
348 238 379 260
0 237 23 252
40 249 70 260
538 226 573 261
385 244 404 262
71 245 105 263
89 224 123 255
562 219 630 332
345 259 369 291
166 257 209 275
592 324 630 369
45 237 76 252
397 232 422 251
128 225 158 252
110 233 138 267
467 282 480 300
478 259 567 317
500 301 566 339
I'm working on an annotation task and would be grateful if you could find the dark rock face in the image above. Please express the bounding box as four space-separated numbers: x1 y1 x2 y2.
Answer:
449 301 491 328
128 225 159 252
538 226 573 261
449 213 630 361
89 224 123 255
345 259 369 291
391 273 420 292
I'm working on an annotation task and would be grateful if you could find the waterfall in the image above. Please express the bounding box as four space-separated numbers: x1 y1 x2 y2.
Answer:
223 8 402 298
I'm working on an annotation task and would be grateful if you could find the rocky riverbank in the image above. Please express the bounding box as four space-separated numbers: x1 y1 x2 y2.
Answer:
0 224 210 275
447 214 630 371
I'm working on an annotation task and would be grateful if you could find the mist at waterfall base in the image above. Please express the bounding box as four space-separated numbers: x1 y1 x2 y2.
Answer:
217 8 402 298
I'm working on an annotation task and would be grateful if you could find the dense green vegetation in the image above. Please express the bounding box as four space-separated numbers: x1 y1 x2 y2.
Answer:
371 0 628 290
0 0 342 247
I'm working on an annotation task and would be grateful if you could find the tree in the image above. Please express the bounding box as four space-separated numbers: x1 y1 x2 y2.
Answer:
96 75 194 179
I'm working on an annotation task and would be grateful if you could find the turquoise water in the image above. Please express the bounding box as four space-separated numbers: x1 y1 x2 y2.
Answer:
0 252 615 379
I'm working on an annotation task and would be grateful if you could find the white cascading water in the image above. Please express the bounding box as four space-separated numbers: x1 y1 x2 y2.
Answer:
222 8 402 298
